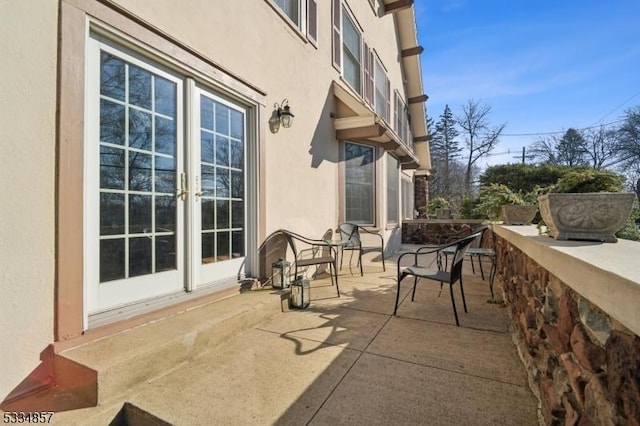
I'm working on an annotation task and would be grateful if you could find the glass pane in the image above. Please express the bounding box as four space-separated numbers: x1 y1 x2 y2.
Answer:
128 65 152 110
155 76 176 117
230 109 244 139
100 239 125 282
216 168 230 198
156 235 175 272
342 15 360 57
202 232 215 264
155 195 175 232
129 152 152 192
215 103 229 135
345 143 375 224
231 170 243 199
232 230 244 258
216 199 230 230
201 131 214 164
343 56 361 94
100 146 125 190
100 100 125 145
216 232 230 262
201 199 215 231
129 109 152 150
154 155 175 194
232 200 244 229
230 140 244 169
100 52 125 101
100 193 125 235
155 116 175 156
215 135 229 166
129 237 152 277
201 165 216 194
201 96 214 131
129 194 152 234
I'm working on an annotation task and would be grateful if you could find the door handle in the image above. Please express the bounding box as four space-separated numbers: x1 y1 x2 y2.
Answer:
194 175 203 200
176 172 188 201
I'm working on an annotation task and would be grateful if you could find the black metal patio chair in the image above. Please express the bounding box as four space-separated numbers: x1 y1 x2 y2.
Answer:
284 229 340 297
393 232 479 326
440 225 496 299
337 223 386 276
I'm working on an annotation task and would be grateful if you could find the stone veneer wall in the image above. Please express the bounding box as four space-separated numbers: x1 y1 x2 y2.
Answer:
493 232 640 426
402 219 486 245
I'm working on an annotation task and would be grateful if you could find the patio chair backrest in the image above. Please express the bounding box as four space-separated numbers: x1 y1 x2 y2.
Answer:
339 223 361 247
470 225 489 249
450 233 481 283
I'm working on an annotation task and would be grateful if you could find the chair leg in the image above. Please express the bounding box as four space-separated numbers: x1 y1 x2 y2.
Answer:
393 274 404 315
459 276 468 313
488 255 496 300
328 262 335 287
332 260 340 297
449 284 460 326
358 248 363 276
339 247 344 271
411 276 418 301
478 255 486 280
470 256 476 274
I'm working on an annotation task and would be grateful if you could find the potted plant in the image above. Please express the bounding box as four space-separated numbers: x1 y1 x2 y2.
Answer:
538 169 636 243
476 184 538 225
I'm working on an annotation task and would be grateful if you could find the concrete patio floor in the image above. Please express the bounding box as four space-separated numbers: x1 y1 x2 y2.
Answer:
52 253 540 425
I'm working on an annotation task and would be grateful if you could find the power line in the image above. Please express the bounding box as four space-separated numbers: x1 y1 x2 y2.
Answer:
589 89 640 127
490 118 626 138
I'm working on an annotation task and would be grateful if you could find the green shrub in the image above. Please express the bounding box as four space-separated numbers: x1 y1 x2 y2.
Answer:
616 201 640 241
422 196 451 216
552 169 624 193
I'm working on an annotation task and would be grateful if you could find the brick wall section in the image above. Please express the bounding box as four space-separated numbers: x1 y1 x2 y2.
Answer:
493 232 640 426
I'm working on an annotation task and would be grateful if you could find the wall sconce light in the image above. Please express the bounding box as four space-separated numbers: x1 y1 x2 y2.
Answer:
269 99 295 133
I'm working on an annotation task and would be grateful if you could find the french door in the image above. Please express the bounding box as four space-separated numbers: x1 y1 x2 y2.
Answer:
85 35 249 316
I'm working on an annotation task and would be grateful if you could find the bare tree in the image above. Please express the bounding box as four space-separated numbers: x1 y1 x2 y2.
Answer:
583 126 618 169
529 135 560 164
456 99 505 194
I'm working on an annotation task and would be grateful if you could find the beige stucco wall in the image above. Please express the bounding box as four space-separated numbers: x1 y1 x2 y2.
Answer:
0 0 58 398
110 0 412 238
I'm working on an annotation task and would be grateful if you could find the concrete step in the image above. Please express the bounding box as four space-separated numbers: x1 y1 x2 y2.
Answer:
60 289 284 407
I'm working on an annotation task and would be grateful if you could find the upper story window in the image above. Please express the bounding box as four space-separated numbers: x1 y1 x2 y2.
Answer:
270 0 318 45
341 8 362 95
395 92 411 145
373 56 390 122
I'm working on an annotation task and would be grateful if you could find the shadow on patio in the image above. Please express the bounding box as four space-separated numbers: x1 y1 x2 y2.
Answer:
51 254 539 425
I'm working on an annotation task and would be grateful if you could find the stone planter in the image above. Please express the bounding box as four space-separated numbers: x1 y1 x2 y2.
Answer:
500 204 538 225
435 208 452 219
538 192 636 243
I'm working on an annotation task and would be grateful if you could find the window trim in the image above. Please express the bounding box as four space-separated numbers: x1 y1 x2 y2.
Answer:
341 5 363 96
267 0 318 46
343 141 376 226
386 154 399 225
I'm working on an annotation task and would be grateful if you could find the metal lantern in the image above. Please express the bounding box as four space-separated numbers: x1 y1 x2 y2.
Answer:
290 275 310 309
271 258 291 289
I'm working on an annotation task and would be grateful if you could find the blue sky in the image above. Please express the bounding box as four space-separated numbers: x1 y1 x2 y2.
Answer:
415 1 640 166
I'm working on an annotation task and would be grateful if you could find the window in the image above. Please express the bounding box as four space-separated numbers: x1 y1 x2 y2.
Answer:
395 92 411 144
401 176 414 219
275 0 300 26
387 155 399 224
345 142 375 224
341 8 362 95
374 56 389 121
271 0 318 45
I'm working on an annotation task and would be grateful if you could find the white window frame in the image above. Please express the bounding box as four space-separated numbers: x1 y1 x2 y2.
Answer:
344 142 376 226
386 154 399 225
395 91 411 144
341 5 363 96
401 174 414 220
373 54 387 119
269 0 318 45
